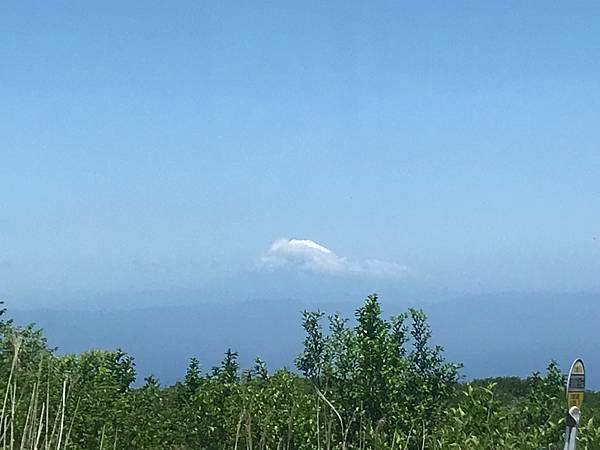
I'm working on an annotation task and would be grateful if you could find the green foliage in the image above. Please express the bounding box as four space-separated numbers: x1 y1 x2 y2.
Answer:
1 296 600 449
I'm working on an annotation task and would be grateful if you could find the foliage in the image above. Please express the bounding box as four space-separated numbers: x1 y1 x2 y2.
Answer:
0 297 599 449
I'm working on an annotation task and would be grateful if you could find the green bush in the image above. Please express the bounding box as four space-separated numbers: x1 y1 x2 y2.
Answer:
0 297 598 449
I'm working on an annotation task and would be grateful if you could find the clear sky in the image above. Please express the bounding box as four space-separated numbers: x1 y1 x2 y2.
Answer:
1 2 599 306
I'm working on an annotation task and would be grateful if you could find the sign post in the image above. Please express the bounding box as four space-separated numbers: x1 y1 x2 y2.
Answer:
564 359 585 450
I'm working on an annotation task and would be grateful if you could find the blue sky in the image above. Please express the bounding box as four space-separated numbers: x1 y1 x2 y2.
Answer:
1 2 600 306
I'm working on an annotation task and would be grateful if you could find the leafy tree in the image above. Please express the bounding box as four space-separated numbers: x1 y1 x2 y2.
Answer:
1 295 600 449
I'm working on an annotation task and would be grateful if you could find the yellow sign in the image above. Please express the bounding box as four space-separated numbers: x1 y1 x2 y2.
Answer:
568 392 584 409
566 359 585 409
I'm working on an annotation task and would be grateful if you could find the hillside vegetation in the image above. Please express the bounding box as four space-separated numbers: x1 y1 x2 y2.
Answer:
1 295 599 449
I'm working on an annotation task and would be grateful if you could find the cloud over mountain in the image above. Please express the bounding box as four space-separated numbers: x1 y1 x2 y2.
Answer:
259 239 407 278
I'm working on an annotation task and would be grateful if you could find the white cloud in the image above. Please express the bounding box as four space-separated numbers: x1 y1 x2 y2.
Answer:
259 239 407 278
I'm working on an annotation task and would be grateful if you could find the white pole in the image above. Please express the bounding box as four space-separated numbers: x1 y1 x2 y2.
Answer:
563 404 581 450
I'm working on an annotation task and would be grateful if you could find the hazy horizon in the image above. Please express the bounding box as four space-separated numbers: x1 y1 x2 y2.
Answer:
7 291 600 388
2 2 600 309
2 2 600 397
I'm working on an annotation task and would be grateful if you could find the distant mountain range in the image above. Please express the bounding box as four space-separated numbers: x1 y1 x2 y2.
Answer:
10 292 600 388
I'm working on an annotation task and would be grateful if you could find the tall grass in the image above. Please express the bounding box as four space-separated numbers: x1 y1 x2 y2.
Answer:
0 337 77 450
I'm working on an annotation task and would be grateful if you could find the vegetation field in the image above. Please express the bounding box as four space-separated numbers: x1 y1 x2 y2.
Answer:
1 295 600 449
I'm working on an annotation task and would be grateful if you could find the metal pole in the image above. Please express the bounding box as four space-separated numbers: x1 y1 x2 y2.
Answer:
564 406 580 450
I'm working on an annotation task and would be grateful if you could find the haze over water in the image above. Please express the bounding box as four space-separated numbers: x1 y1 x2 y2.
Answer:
1 2 599 383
